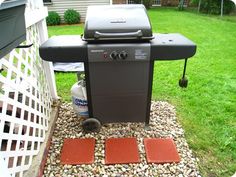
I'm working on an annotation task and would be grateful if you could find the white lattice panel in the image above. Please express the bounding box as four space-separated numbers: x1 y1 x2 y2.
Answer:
0 23 52 177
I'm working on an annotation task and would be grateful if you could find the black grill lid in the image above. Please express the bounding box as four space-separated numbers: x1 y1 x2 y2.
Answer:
83 5 153 41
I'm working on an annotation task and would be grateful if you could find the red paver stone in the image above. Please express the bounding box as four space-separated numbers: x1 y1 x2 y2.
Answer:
144 138 180 164
105 137 140 164
60 138 95 164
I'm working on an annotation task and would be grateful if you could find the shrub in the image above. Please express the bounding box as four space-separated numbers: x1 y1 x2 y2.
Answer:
64 9 80 24
222 0 235 14
142 0 153 9
46 11 61 26
178 0 185 11
198 0 235 14
133 0 153 9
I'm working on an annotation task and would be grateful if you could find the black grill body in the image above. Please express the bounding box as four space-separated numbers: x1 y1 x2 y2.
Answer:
39 5 197 125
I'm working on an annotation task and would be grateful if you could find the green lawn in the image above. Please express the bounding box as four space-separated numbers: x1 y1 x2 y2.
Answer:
48 8 236 177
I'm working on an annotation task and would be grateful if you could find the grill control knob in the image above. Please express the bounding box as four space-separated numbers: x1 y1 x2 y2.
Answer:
119 51 128 60
110 51 118 60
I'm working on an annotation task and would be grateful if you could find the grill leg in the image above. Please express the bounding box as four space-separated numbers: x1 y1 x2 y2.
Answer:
182 58 188 79
145 60 154 127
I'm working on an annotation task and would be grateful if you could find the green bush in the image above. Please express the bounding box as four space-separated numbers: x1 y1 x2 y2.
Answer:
64 9 80 24
222 0 235 14
46 11 61 26
133 0 153 9
197 0 235 14
142 0 153 9
178 0 185 11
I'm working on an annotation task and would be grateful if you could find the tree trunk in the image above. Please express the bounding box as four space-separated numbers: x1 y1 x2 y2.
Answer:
198 0 201 12
221 0 224 16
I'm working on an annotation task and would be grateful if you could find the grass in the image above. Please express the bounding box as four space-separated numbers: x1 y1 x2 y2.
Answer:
48 8 236 177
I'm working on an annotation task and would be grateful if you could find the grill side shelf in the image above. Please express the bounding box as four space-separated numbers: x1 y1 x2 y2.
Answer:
39 35 88 62
150 33 197 60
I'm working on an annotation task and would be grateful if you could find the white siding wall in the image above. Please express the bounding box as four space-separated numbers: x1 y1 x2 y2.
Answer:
45 0 111 22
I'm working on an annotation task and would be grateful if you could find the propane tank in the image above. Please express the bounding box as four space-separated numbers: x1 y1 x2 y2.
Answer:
71 79 88 118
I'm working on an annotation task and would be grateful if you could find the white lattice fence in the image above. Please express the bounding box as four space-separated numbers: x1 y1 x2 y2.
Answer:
0 1 55 176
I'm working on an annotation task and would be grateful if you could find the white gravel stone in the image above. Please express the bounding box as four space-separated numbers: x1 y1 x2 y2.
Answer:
44 101 201 176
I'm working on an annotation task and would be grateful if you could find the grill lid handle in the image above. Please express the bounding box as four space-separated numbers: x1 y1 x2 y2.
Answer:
94 30 143 39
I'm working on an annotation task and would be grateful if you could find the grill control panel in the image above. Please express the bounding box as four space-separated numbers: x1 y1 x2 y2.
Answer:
88 43 150 62
109 51 128 60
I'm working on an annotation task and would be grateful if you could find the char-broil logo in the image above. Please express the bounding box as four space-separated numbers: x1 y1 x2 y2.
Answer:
110 18 126 24
91 50 104 53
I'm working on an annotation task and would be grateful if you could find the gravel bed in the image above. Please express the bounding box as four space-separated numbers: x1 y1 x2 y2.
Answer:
43 101 201 177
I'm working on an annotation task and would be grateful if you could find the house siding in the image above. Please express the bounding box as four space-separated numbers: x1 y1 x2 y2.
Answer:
161 0 189 6
45 0 110 22
113 0 126 4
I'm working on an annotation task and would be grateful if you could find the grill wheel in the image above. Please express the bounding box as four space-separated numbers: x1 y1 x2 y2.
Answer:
82 118 101 133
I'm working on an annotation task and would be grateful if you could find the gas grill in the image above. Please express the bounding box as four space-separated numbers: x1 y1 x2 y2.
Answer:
39 5 196 132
